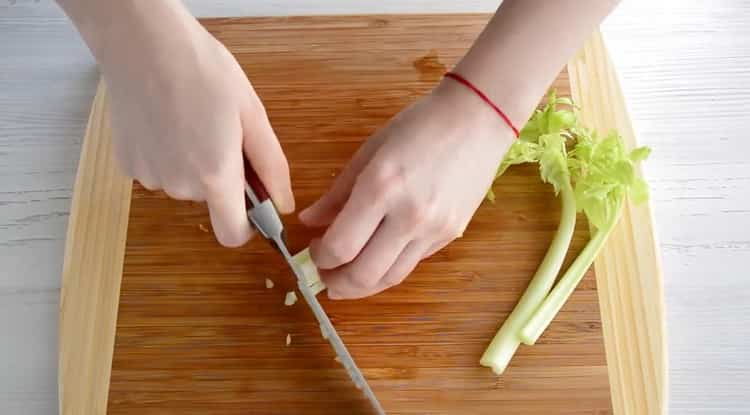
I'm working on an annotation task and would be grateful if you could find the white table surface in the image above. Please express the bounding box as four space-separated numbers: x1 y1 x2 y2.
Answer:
1 0 748 413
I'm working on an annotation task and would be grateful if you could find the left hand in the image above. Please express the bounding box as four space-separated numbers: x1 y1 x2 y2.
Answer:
299 80 516 299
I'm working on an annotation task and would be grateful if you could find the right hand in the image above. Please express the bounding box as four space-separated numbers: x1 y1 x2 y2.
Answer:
99 5 294 247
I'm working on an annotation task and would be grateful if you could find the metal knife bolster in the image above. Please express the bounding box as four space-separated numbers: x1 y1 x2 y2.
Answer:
247 198 284 242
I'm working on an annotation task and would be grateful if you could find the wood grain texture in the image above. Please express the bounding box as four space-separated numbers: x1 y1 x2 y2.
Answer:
57 82 132 415
569 32 667 415
4 1 749 415
104 15 609 415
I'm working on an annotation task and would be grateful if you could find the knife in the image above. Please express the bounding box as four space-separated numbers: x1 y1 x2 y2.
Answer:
243 159 386 415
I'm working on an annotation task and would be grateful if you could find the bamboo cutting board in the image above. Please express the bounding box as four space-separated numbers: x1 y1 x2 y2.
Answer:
59 15 666 415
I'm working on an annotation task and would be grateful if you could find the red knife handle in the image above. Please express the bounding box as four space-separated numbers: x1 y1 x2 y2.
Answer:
243 157 270 205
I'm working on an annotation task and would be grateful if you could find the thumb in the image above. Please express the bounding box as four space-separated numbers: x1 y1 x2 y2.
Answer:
299 136 381 227
298 171 353 227
241 103 295 214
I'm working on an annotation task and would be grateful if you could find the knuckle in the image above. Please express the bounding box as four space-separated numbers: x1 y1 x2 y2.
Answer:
360 160 405 202
402 204 427 230
445 222 466 239
321 239 357 266
346 269 379 290
437 212 464 239
403 198 438 229
200 172 229 197
196 157 233 193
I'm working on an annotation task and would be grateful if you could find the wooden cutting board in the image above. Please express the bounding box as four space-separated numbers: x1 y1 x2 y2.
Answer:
59 15 666 415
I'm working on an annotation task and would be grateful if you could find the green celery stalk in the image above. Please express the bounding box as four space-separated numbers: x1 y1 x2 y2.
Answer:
480 92 579 374
518 207 620 345
480 182 576 374
519 130 650 345
479 93 651 373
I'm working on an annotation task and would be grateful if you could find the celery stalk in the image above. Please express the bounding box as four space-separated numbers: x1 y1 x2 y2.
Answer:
480 183 576 374
479 92 651 375
519 205 622 345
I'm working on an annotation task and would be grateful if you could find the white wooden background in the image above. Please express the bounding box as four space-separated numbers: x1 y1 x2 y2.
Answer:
1 0 748 413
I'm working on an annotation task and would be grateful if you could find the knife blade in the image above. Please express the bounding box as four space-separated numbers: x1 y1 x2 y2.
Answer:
277 241 385 415
243 160 385 415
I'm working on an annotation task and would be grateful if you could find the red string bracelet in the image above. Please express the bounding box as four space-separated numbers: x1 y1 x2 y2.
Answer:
444 72 519 138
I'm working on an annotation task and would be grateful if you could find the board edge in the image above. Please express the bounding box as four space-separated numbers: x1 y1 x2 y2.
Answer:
58 82 132 415
568 31 668 415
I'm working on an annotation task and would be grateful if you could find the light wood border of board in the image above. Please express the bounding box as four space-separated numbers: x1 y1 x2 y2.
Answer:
58 82 133 414
58 31 666 415
568 32 667 415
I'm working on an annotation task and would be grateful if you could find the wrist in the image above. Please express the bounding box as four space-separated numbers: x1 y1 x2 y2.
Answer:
431 76 517 146
60 1 201 74
452 55 539 132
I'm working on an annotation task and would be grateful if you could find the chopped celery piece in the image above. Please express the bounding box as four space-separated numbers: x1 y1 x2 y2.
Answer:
284 291 298 306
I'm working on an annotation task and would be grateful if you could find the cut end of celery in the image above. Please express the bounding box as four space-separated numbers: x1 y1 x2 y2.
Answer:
479 338 520 376
519 330 538 346
292 247 326 295
519 313 545 346
479 356 509 376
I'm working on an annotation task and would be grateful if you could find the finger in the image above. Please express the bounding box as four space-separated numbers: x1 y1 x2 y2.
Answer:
241 103 295 214
205 151 254 248
135 176 161 192
327 239 427 300
298 168 355 228
133 165 162 192
381 240 427 286
157 159 204 201
308 174 389 270
299 134 385 227
320 215 413 299
131 156 161 192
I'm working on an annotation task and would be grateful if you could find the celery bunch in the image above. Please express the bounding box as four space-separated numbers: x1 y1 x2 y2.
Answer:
480 93 650 375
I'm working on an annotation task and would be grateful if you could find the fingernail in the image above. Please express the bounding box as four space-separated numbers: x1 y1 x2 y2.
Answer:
277 194 295 215
285 192 296 213
327 290 342 300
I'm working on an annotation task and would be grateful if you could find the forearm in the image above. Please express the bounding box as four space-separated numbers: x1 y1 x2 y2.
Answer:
55 0 200 72
453 0 619 127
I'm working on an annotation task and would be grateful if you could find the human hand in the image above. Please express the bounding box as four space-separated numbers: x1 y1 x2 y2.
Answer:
299 81 516 299
98 3 293 247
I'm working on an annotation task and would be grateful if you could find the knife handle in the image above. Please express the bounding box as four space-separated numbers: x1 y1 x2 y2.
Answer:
243 157 270 206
